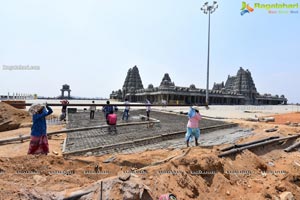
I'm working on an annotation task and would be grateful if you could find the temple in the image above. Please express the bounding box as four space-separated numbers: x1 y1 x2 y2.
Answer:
110 66 287 105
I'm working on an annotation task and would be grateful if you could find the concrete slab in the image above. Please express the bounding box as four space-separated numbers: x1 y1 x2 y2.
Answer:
63 110 231 155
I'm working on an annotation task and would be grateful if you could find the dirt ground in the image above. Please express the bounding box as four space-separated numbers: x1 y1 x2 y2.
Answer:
0 112 300 199
267 112 300 125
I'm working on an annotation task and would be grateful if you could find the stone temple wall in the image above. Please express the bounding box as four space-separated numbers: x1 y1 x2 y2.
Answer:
110 66 287 105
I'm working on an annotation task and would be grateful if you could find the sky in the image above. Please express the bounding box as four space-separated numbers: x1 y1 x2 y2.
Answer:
0 0 299 103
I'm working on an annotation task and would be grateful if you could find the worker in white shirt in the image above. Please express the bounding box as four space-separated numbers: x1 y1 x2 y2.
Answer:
90 101 96 119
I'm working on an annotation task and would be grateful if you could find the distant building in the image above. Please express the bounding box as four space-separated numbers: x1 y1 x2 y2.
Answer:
59 84 72 99
0 93 34 100
110 66 287 105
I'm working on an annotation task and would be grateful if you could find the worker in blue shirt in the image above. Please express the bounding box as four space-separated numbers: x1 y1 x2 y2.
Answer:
28 103 53 155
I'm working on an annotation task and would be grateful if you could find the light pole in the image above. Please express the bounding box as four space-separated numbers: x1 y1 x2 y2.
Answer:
201 1 218 107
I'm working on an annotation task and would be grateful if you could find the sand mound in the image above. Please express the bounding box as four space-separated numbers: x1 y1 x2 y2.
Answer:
0 145 300 199
0 102 31 132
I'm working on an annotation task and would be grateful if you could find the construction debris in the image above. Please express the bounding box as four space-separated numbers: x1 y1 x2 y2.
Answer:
103 156 116 163
265 128 278 132
118 173 131 181
290 123 299 127
279 191 295 200
245 117 259 122
52 150 59 155
285 121 291 125
260 117 275 122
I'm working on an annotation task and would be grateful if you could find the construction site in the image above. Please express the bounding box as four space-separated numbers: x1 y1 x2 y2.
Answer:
0 101 300 200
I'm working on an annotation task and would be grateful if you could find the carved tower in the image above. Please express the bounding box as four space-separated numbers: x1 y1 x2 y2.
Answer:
122 65 144 101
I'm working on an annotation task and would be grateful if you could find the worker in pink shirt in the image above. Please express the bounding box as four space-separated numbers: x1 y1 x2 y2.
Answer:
107 110 117 132
185 106 201 147
107 111 117 125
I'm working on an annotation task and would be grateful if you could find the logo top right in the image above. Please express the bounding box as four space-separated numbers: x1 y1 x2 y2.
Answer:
241 2 254 15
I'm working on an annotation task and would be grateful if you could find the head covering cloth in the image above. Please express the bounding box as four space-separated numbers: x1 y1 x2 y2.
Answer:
29 103 44 115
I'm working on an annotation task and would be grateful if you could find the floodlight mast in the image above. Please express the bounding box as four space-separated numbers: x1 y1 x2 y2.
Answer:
201 2 218 107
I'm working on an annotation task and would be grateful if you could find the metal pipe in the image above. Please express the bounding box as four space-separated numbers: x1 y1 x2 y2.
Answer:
220 136 280 152
284 141 300 152
219 134 300 157
206 9 211 106
100 181 103 200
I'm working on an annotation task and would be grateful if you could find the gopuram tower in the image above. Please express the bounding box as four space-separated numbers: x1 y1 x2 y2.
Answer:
122 65 144 101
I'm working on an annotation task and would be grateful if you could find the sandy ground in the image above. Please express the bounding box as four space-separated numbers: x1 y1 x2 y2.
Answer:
0 108 300 199
267 112 300 125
